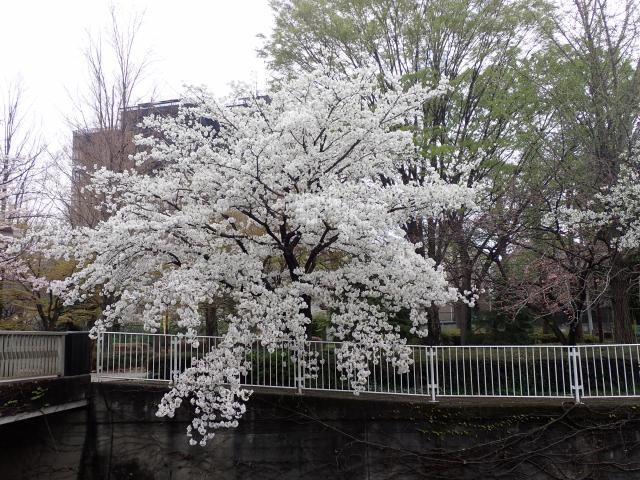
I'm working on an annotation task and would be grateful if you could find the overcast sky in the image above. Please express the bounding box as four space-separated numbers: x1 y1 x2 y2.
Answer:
0 0 274 148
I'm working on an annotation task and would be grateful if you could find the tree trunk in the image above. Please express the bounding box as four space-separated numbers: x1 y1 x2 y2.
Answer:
301 293 314 338
427 305 441 345
459 303 472 345
544 316 568 345
568 282 586 344
0 278 4 320
204 305 218 337
611 267 635 343
595 305 605 342
458 270 473 345
451 214 473 345
568 317 583 344
454 301 472 345
585 286 594 335
592 277 605 341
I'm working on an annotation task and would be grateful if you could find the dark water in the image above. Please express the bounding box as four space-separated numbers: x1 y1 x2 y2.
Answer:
3 385 640 479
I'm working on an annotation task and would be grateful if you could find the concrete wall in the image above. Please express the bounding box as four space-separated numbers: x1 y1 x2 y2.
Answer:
0 375 90 420
3 383 640 479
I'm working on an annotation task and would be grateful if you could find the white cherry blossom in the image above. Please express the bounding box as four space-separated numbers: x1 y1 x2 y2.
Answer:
47 69 474 444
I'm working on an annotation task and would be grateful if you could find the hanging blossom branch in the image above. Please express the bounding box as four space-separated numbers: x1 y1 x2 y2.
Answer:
41 69 475 445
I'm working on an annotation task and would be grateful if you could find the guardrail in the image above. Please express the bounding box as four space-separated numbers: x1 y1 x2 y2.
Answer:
1 331 65 380
0 331 91 382
95 331 640 403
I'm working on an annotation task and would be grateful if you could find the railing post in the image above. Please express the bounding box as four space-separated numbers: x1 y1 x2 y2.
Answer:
569 346 582 404
297 348 303 395
428 346 438 402
56 334 66 377
96 332 103 382
171 336 178 384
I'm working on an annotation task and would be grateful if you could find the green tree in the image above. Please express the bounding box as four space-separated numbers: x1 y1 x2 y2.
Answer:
261 0 551 343
521 0 640 343
0 252 101 331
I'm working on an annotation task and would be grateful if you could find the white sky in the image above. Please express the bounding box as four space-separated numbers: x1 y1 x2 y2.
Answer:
0 0 274 149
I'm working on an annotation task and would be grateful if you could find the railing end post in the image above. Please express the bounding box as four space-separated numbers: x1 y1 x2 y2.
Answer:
296 352 304 395
428 346 438 403
569 346 583 404
95 332 103 382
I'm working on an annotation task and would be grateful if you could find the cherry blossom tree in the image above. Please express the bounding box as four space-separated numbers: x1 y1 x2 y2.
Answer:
546 137 640 341
578 154 640 252
261 0 548 344
532 0 640 343
47 70 474 444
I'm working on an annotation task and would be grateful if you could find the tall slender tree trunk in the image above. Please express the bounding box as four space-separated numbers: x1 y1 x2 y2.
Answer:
610 263 635 343
458 271 473 345
301 293 314 338
568 277 587 344
596 308 604 342
427 305 441 345
593 277 605 341
425 218 444 345
568 316 584 344
585 282 594 335
450 216 474 345
204 305 218 337
457 303 473 345
0 278 4 320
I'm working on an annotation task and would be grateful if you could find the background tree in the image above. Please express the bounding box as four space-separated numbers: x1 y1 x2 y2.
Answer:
57 6 154 228
0 250 100 330
0 79 48 327
261 0 551 343
517 0 640 343
0 80 47 226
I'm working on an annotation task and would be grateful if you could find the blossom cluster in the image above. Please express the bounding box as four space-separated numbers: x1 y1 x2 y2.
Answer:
544 147 640 251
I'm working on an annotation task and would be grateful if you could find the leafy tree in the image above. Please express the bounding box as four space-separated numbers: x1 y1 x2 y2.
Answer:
522 0 640 343
0 79 48 325
261 0 551 343
0 251 100 331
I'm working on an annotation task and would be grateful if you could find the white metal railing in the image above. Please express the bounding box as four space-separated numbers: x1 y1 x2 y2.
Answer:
94 332 640 403
0 331 66 381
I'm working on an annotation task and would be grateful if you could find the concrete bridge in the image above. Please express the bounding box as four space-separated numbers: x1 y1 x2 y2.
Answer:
0 331 91 425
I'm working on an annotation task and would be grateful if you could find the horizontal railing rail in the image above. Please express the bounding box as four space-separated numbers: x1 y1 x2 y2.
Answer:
95 332 640 403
